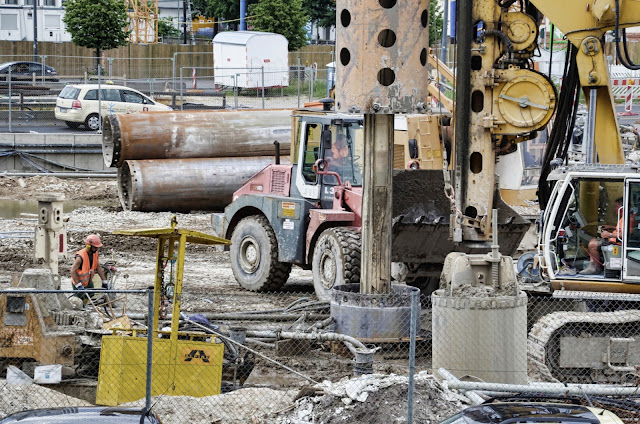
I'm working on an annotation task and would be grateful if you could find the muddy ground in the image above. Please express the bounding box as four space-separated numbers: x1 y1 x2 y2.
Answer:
0 176 470 423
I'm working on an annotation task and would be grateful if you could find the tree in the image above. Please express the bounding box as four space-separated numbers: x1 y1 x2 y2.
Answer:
302 0 334 29
158 17 181 39
192 0 258 30
63 0 130 71
429 1 444 47
249 0 309 51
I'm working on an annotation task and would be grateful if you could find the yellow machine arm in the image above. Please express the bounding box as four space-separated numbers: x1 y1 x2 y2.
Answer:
529 0 640 164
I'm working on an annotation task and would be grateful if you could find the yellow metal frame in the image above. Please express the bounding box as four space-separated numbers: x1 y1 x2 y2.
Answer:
113 216 230 340
96 217 231 405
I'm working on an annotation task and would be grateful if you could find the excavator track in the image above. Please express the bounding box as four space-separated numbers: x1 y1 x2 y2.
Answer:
528 309 640 384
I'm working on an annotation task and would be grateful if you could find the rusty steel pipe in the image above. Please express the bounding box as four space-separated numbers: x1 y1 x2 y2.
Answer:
103 109 293 168
118 157 290 212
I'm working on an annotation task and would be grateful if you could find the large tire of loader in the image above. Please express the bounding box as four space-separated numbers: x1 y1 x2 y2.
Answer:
230 215 292 292
312 228 361 302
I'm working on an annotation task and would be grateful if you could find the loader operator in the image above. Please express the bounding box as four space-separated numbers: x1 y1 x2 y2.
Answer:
325 132 358 185
71 234 107 302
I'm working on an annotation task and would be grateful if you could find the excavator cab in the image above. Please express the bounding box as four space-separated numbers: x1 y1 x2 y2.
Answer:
539 165 640 289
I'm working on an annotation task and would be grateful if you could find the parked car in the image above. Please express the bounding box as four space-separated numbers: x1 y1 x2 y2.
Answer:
439 402 625 424
0 406 163 423
54 84 172 130
0 61 58 82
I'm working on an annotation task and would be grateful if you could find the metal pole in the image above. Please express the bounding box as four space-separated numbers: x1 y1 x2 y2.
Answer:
547 23 554 79
440 0 449 64
585 88 597 163
180 67 184 111
108 58 113 78
98 65 102 133
407 288 419 424
235 74 239 109
42 55 48 86
33 0 38 62
8 68 11 133
261 66 265 109
182 0 187 44
144 287 154 418
240 0 247 30
297 57 301 108
172 54 176 90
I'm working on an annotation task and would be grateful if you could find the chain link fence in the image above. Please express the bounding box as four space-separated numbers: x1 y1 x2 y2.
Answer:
2 282 640 423
0 55 333 132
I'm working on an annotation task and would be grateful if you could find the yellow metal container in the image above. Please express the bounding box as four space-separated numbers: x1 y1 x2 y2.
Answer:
96 333 224 406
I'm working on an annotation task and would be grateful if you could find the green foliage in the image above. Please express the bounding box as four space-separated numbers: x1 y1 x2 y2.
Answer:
192 0 258 29
158 17 181 38
62 0 130 54
302 0 334 28
429 1 444 47
248 0 309 51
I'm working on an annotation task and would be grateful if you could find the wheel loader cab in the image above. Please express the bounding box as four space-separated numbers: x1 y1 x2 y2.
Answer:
542 167 640 283
293 113 363 209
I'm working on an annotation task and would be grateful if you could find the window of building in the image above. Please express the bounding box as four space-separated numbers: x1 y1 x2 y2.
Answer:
4 0 18 5
0 14 18 30
44 15 59 28
24 0 34 5
43 0 55 6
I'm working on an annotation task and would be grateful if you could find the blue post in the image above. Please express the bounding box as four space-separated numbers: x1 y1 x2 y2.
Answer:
239 0 247 31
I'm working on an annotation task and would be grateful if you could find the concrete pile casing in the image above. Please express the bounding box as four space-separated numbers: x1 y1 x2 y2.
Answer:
102 109 293 212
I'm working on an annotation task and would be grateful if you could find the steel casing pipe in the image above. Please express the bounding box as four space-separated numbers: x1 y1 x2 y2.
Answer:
118 157 289 212
103 109 293 168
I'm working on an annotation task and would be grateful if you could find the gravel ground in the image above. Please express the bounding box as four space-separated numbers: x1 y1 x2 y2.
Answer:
0 176 473 423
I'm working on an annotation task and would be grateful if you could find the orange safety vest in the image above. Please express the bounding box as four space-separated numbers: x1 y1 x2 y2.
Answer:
74 248 99 287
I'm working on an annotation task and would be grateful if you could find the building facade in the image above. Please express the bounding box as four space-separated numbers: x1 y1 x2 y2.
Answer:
0 0 71 43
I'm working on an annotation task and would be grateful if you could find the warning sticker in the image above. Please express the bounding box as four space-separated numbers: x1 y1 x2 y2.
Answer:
283 219 295 230
282 202 296 217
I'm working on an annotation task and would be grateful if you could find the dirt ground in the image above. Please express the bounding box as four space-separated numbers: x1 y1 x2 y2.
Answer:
0 176 472 423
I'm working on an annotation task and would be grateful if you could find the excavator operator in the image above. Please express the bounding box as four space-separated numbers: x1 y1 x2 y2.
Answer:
581 198 628 275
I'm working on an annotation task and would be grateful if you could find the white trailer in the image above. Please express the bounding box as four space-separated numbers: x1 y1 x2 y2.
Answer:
213 31 289 90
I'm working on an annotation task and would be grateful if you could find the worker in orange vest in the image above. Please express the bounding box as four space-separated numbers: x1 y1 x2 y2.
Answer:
71 234 107 302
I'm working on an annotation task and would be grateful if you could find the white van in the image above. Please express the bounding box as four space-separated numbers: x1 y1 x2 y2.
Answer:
54 84 172 130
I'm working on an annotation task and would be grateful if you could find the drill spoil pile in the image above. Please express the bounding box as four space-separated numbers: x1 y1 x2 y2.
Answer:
119 372 470 424
102 109 293 212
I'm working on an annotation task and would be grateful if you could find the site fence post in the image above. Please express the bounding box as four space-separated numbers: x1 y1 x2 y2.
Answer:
98 65 102 133
235 74 240 109
261 66 265 109
407 287 419 424
297 57 301 108
144 286 154 417
8 68 11 133
41 55 47 86
180 67 184 111
172 54 176 90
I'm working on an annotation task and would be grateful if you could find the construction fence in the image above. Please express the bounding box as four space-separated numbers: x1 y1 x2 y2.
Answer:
2 287 640 423
0 55 334 132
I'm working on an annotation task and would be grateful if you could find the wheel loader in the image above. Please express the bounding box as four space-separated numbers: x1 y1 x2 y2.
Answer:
212 109 530 301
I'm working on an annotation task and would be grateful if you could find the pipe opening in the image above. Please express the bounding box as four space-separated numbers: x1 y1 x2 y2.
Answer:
101 115 119 168
117 162 133 211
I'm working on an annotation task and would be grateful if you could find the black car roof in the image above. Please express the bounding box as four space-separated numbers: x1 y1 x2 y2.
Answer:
0 406 160 423
456 403 599 424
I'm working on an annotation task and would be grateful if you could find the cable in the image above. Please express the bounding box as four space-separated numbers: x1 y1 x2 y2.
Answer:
538 44 581 209
614 0 640 70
